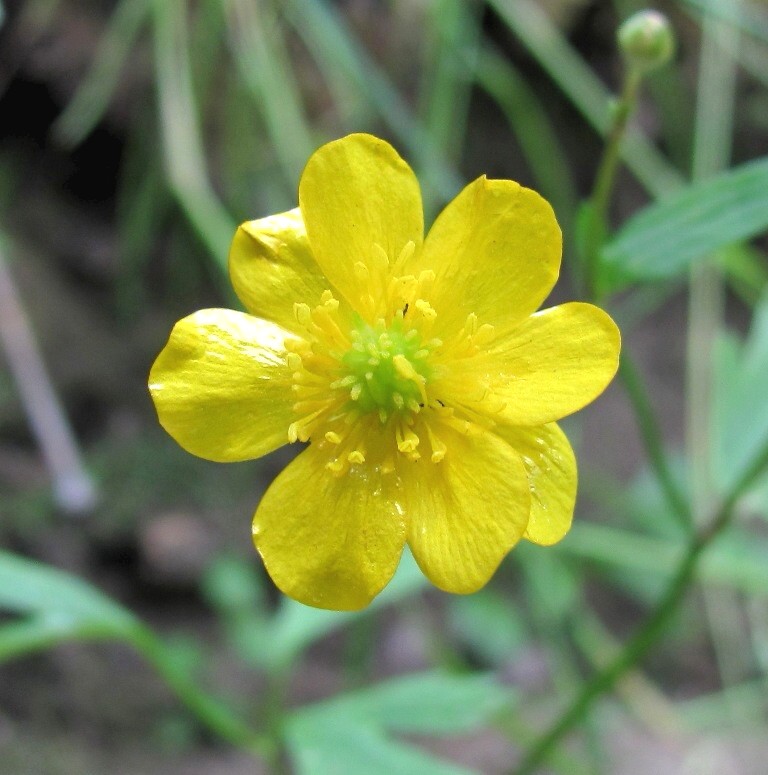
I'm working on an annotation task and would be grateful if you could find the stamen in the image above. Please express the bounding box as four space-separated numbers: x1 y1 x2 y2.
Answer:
393 240 415 273
294 302 311 326
371 243 390 272
287 276 497 475
425 423 447 463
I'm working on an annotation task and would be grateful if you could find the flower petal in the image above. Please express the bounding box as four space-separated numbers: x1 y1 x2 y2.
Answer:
149 309 296 462
439 302 620 426
252 444 408 610
404 424 530 594
228 209 330 335
298 134 424 316
415 176 561 337
495 422 576 545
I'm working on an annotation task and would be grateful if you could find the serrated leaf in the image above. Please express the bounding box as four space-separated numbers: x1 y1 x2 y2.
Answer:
602 155 768 283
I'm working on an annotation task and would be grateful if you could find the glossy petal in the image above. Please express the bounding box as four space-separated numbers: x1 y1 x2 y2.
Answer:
253 444 408 610
149 309 296 462
415 176 561 337
495 422 576 545
404 424 530 594
439 302 620 426
298 134 423 315
228 209 330 335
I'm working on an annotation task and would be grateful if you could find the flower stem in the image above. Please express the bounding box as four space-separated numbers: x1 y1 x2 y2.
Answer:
578 55 690 530
686 0 746 726
132 627 274 759
582 68 641 299
512 438 768 775
618 350 691 531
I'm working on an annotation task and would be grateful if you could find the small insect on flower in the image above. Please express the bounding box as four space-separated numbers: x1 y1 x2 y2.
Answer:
149 134 620 610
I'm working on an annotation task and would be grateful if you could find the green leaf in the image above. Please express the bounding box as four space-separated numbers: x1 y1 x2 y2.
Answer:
558 523 768 597
260 548 426 671
281 0 463 206
301 672 512 736
0 550 136 628
287 719 474 775
448 589 527 666
602 155 768 283
0 551 139 662
52 0 150 146
286 672 513 775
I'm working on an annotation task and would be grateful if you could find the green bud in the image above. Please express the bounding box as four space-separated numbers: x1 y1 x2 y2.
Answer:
618 10 675 74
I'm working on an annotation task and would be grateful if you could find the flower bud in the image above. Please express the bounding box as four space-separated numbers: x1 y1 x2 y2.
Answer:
618 10 675 74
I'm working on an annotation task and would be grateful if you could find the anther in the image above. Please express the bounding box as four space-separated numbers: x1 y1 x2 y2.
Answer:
294 303 311 326
326 458 345 475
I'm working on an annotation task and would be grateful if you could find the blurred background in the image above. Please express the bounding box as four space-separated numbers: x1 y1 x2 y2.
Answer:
1 0 768 773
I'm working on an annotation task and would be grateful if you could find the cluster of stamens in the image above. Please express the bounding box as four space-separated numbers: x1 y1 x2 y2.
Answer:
284 241 499 476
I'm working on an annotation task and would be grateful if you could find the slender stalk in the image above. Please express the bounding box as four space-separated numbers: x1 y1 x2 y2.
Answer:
686 0 748 727
619 351 691 530
151 0 237 274
487 0 683 198
590 70 642 246
581 67 641 299
132 626 273 758
0 241 97 514
576 23 690 531
512 439 768 774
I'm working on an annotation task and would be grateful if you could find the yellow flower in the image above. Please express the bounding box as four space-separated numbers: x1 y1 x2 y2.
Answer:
149 134 620 610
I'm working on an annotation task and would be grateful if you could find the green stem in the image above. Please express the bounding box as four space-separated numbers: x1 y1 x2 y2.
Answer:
583 69 641 299
132 627 272 758
591 71 642 234
686 0 745 723
618 350 691 531
512 439 768 775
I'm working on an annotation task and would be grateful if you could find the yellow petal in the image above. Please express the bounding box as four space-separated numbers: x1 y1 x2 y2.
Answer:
404 424 530 594
253 444 407 610
415 176 561 338
228 209 331 334
440 302 620 426
298 134 424 316
149 309 296 462
495 423 576 545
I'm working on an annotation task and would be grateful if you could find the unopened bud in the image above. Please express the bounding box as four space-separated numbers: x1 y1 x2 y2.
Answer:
618 10 675 74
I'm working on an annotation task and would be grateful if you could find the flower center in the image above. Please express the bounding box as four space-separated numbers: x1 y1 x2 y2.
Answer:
340 319 429 418
283 241 498 476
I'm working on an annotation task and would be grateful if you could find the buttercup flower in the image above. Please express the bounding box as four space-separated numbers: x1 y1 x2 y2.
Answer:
149 134 620 610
